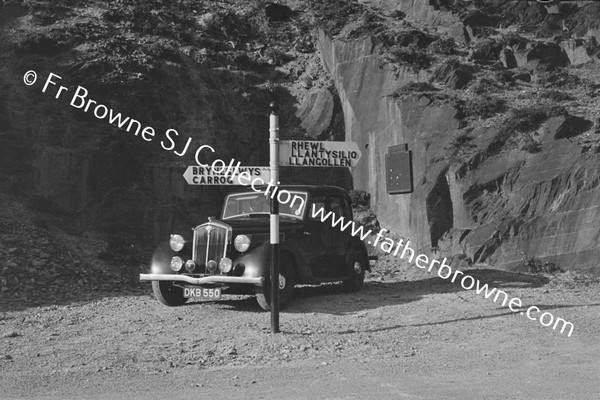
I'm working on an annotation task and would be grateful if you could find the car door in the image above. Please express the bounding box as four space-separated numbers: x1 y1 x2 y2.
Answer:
302 194 341 278
327 193 353 275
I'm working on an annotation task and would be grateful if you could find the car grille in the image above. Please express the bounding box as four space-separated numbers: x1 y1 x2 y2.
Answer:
192 221 232 274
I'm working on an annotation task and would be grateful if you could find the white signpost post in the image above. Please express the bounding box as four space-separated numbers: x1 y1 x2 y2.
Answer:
269 102 280 334
183 166 270 185
279 140 362 167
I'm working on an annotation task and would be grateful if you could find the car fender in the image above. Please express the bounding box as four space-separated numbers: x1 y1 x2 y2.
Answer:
235 243 303 283
234 241 270 281
346 238 370 271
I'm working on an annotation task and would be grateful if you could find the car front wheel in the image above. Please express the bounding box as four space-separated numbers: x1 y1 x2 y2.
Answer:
152 280 188 306
256 255 295 311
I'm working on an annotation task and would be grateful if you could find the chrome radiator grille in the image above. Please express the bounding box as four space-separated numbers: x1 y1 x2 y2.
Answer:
192 221 231 274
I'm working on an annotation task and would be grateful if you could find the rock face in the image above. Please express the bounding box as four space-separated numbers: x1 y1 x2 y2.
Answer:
2 0 600 273
318 1 600 273
318 30 459 256
0 1 349 243
442 118 600 272
560 39 593 66
2 54 270 240
364 0 467 43
430 59 473 89
513 42 570 70
296 88 335 139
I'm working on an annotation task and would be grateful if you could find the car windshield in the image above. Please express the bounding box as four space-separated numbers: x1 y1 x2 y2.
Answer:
222 191 308 220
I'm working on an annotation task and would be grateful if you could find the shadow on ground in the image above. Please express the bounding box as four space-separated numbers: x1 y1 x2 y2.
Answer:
184 268 551 315
3 268 550 313
337 302 600 335
283 268 549 315
0 284 150 313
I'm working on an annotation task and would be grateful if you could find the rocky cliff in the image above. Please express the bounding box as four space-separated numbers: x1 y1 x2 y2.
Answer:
0 0 350 243
2 0 600 273
317 0 600 272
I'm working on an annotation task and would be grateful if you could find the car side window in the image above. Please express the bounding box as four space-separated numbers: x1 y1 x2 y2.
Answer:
330 196 343 218
342 197 353 220
308 195 327 221
330 195 352 220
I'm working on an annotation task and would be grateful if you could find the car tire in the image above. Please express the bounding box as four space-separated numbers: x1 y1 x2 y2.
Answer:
152 280 188 306
256 255 295 311
342 253 366 292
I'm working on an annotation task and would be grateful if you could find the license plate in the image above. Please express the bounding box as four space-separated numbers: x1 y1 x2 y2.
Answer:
183 287 222 299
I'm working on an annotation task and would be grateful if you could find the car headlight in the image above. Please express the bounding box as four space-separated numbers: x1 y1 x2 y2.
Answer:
185 259 196 272
219 257 232 273
234 235 251 252
169 234 185 252
170 256 183 271
206 259 218 273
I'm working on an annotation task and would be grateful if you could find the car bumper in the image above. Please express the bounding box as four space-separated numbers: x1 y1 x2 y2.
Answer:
139 273 264 286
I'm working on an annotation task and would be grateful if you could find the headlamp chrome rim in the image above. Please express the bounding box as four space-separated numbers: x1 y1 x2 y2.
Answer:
169 234 185 252
185 259 196 273
170 256 183 272
219 257 233 273
234 235 251 252
206 259 218 273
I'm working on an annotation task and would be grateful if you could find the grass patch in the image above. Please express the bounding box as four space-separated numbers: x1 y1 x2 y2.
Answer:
460 95 507 119
471 38 502 60
507 104 567 133
446 131 477 162
391 82 438 98
309 0 373 36
429 37 457 55
384 46 433 71
522 256 562 274
452 132 474 147
540 90 574 102
469 76 500 94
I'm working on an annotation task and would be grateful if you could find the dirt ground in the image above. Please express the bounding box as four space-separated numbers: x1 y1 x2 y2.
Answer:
1 265 599 400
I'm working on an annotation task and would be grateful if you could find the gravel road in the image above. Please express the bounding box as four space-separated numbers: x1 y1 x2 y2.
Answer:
2 267 599 400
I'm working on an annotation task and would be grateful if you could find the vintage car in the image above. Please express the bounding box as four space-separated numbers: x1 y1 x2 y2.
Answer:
139 185 371 310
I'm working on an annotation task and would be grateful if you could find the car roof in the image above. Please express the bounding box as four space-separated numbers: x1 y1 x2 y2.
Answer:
230 185 350 196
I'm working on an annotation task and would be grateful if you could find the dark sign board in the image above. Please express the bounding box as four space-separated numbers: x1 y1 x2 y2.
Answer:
385 144 413 194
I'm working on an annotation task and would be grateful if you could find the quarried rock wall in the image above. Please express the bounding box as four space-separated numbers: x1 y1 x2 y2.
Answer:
319 25 600 272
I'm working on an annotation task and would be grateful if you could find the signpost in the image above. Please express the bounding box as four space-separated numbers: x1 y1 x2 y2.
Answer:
183 166 270 185
279 140 362 167
269 102 280 334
